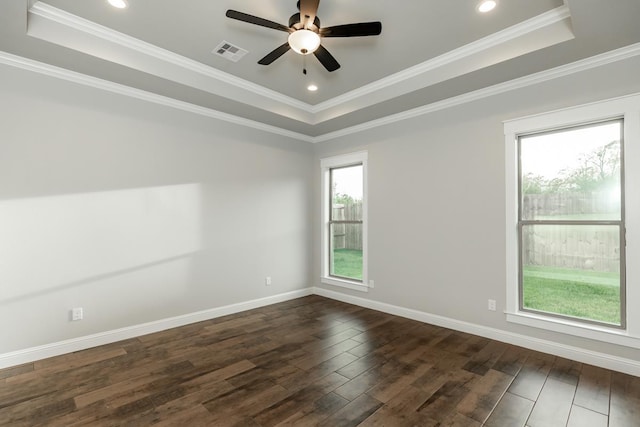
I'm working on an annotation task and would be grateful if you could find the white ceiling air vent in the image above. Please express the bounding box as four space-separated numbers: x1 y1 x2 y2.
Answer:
213 41 248 62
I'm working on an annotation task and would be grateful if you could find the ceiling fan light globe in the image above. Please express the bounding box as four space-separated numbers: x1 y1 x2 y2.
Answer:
288 29 321 55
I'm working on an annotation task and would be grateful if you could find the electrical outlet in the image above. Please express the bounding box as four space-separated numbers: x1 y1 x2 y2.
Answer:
265 276 272 286
71 307 83 321
369 280 375 288
488 299 497 312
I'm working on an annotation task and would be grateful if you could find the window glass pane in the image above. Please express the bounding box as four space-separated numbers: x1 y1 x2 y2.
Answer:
330 223 362 280
331 165 363 221
521 224 621 325
520 121 622 221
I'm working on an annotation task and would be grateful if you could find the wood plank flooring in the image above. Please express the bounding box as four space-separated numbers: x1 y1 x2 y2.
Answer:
1 295 639 426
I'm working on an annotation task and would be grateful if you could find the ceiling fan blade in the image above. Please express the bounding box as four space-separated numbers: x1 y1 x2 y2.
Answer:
299 0 320 29
258 43 292 65
320 22 382 37
314 44 340 72
226 10 292 33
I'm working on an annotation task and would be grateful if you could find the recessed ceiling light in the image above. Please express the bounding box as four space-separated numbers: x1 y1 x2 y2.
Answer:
477 0 497 13
107 0 128 9
307 84 318 92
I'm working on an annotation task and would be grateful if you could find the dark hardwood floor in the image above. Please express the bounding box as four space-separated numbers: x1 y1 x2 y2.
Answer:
1 295 639 426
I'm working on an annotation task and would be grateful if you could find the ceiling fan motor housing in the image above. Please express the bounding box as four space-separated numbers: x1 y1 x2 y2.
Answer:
289 13 320 32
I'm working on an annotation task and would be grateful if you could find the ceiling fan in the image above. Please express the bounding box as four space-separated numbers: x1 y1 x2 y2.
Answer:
225 0 382 72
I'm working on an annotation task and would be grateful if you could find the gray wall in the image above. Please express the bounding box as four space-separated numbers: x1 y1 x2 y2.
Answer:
2 49 640 365
0 64 314 353
313 54 640 362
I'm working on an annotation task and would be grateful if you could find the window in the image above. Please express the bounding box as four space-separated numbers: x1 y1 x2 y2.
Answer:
518 120 625 327
321 152 368 292
505 93 640 347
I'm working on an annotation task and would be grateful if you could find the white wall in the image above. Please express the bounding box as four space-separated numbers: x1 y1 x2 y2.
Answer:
313 54 640 364
0 64 314 353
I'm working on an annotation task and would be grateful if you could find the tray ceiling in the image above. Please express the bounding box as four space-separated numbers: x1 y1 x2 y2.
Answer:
1 0 640 142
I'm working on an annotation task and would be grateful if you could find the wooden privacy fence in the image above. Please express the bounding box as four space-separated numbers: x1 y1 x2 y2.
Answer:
522 192 621 272
332 202 362 251
331 193 621 270
521 225 620 272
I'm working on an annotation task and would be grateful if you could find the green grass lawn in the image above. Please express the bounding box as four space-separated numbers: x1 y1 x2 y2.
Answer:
524 265 618 287
331 250 620 325
523 266 621 325
332 249 363 280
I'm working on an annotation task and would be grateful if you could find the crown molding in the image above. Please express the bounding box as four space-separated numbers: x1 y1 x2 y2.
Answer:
310 5 572 114
2 41 638 144
29 1 311 111
0 50 314 143
27 2 574 127
312 42 640 143
28 1 316 124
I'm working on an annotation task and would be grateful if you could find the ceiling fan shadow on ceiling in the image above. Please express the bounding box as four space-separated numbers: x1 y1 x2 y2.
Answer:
225 0 382 72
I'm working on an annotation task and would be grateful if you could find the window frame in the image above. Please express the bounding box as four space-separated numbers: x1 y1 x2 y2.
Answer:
516 119 626 328
329 164 364 282
320 151 368 292
504 93 640 348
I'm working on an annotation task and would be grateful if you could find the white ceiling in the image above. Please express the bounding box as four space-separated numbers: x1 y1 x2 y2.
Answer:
1 0 640 142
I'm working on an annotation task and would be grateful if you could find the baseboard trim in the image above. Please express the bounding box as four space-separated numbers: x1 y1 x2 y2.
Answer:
313 287 640 377
4 286 639 376
0 288 313 369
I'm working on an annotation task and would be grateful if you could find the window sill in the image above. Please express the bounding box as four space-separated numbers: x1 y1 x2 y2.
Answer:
321 276 369 293
506 311 640 349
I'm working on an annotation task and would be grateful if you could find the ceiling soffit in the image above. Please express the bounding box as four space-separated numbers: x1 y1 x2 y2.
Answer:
26 2 574 127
